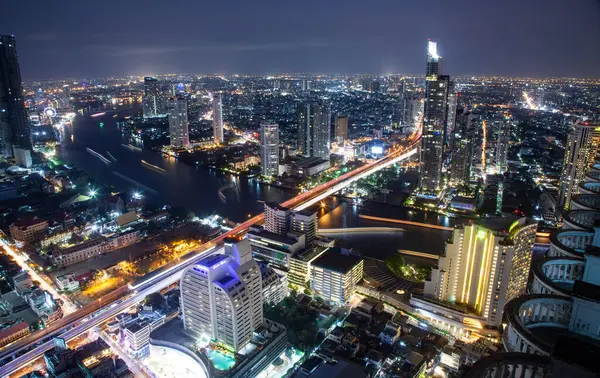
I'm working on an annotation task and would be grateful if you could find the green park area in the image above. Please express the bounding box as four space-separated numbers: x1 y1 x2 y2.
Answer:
385 254 431 282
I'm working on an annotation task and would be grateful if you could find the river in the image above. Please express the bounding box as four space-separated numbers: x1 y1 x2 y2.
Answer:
57 111 292 223
57 110 451 263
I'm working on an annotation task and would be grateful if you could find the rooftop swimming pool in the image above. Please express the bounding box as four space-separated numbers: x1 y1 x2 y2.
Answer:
206 349 236 371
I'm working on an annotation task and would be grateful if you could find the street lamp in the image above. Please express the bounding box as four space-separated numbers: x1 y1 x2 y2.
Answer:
89 189 97 198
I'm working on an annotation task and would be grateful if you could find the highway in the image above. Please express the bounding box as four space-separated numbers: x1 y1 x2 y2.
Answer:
0 237 77 315
0 133 421 378
0 245 217 378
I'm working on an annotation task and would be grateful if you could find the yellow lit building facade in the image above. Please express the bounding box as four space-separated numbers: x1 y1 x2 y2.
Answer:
415 217 537 335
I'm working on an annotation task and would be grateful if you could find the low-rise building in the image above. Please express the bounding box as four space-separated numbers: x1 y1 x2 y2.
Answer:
45 339 133 378
10 216 49 245
55 274 80 292
231 155 260 170
123 313 166 357
288 245 329 288
105 230 141 249
25 288 58 318
248 226 306 271
13 271 33 294
260 263 288 305
0 321 30 348
291 157 330 178
50 230 140 267
379 321 400 345
41 230 73 248
310 248 364 305
291 210 318 244
229 320 288 378
50 237 106 267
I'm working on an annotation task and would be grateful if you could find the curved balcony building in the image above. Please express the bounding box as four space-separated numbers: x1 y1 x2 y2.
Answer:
495 122 600 369
578 181 600 195
570 194 600 211
464 336 599 378
504 241 600 357
529 256 585 296
561 209 600 230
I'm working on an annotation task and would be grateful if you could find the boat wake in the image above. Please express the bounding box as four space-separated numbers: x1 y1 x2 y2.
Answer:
107 151 117 162
112 171 158 194
86 148 111 165
121 144 142 152
141 160 166 173
217 183 237 203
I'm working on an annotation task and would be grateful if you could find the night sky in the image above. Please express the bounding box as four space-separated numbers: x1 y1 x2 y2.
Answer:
4 0 600 80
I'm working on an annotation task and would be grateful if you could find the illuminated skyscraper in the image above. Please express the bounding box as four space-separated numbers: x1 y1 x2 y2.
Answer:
142 77 166 118
212 93 224 144
0 35 31 165
425 40 442 79
168 96 189 148
297 102 331 160
419 40 449 194
180 239 263 352
398 80 407 127
558 121 600 210
450 107 474 184
335 115 348 144
413 217 537 335
260 123 279 177
494 116 511 174
445 83 457 154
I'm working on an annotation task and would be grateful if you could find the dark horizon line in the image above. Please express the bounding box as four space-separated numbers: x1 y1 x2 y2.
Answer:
21 71 600 83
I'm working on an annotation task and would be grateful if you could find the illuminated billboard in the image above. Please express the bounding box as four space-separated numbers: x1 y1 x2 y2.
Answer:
371 146 383 155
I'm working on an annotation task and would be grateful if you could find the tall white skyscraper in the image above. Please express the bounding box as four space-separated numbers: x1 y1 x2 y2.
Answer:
180 238 262 352
260 123 279 177
168 96 189 148
212 93 224 144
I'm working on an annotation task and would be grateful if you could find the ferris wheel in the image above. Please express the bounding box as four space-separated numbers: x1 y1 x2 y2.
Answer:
44 106 57 118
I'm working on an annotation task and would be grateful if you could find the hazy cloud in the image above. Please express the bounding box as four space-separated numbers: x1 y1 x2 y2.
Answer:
88 41 331 57
24 32 62 42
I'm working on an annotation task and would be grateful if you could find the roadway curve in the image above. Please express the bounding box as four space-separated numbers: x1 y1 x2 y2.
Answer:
0 134 421 377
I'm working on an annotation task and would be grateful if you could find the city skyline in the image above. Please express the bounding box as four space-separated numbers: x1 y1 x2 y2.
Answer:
3 0 600 80
2 2 600 373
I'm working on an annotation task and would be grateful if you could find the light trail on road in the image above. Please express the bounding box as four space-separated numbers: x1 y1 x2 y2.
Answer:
0 238 76 315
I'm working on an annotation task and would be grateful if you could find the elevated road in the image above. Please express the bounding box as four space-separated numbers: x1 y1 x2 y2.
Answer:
0 135 420 377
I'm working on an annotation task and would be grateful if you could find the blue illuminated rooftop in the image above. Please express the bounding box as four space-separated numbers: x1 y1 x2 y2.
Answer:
196 254 229 270
215 275 238 287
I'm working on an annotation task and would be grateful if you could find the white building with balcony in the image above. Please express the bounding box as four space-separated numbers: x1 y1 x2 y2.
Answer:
180 238 263 352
